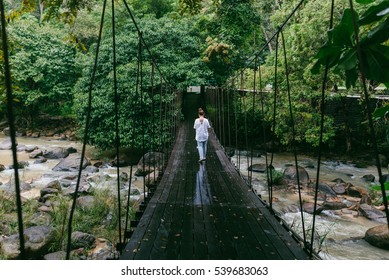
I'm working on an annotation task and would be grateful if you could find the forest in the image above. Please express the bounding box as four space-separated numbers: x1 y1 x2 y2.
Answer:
0 0 388 158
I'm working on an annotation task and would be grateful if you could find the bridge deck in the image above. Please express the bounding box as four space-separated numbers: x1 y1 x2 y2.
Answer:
120 96 310 260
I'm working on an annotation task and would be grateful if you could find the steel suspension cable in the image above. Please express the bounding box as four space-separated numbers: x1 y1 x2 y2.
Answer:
227 82 232 150
221 88 226 146
121 0 171 90
223 0 306 88
310 0 336 257
268 31 281 211
150 64 156 184
111 0 124 253
137 32 147 204
258 61 271 201
249 59 258 188
0 0 25 259
348 0 389 228
280 29 307 246
234 78 239 169
159 77 164 168
244 80 250 185
65 0 107 260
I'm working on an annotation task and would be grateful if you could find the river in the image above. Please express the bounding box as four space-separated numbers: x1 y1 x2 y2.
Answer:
1 134 389 259
231 151 389 260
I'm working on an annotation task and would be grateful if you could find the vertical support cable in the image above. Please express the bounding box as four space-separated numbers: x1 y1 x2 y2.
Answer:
243 75 249 183
222 88 226 146
0 0 25 259
310 0 336 257
66 0 107 260
249 59 258 189
151 64 156 183
234 78 239 169
269 30 281 210
159 77 164 169
227 81 232 151
258 60 270 202
137 32 146 204
111 0 123 252
280 29 307 246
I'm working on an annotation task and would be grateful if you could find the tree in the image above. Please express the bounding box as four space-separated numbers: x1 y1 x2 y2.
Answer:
8 16 79 126
201 0 262 85
73 14 211 150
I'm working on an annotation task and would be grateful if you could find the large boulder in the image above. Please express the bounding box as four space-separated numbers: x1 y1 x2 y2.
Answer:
282 166 309 185
0 138 14 150
0 225 54 259
365 225 389 250
248 163 267 173
42 147 69 159
71 231 96 250
52 153 90 171
359 203 387 223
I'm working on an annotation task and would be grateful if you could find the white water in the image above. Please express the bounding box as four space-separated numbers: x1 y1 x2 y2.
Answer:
231 152 389 260
0 134 142 194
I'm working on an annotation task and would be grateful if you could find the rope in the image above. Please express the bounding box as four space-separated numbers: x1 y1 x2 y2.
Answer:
224 0 306 88
151 64 156 184
249 59 258 188
268 30 281 210
0 0 26 259
280 29 307 246
348 0 389 227
258 61 271 204
65 0 107 260
111 0 124 252
137 32 147 205
221 88 226 146
227 82 232 150
310 0 336 257
234 78 239 169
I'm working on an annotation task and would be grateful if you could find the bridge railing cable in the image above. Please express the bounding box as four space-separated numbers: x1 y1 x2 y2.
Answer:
0 0 26 259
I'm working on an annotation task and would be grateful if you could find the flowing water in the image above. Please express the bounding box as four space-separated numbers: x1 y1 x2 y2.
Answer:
0 134 143 198
231 151 389 260
2 133 389 259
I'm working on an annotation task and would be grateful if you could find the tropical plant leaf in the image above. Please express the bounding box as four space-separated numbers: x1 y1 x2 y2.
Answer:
359 0 389 26
331 9 357 47
311 44 342 74
337 49 358 71
361 44 389 83
361 18 389 45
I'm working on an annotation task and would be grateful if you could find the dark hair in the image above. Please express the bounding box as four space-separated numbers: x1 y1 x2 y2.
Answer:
198 108 204 116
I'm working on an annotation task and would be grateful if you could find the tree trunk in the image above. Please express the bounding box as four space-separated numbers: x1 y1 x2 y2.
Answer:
260 24 273 53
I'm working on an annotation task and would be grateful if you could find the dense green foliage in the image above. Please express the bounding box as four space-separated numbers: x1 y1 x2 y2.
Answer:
7 16 79 126
73 12 211 149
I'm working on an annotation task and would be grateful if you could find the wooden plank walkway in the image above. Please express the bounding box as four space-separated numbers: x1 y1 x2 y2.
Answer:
120 95 310 260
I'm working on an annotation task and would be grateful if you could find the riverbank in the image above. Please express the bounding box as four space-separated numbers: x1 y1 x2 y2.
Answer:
230 151 389 260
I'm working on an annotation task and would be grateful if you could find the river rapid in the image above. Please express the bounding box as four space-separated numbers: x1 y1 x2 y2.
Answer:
231 151 389 260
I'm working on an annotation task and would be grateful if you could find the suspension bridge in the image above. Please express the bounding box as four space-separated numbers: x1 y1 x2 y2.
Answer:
1 0 388 261
119 93 310 260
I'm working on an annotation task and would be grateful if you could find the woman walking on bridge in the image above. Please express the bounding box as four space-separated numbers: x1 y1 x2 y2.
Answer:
194 108 211 163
